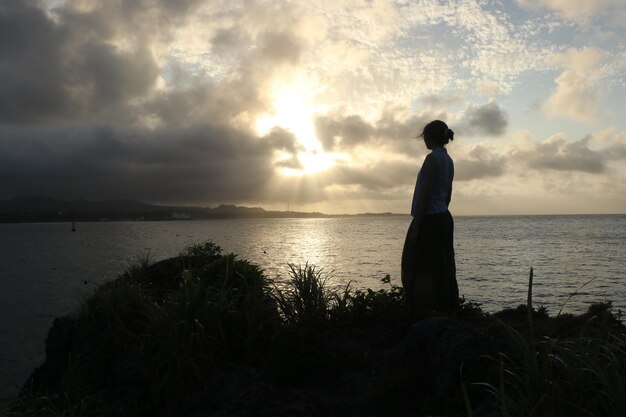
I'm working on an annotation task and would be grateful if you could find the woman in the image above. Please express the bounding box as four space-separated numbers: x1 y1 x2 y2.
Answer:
401 120 458 318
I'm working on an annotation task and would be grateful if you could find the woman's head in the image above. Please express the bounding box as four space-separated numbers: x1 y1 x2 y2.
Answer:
418 120 454 149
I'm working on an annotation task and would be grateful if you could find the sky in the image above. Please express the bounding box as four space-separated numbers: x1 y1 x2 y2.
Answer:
1 0 625 215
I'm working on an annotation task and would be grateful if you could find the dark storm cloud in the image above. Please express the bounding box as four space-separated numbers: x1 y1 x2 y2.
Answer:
80 43 159 109
0 0 319 205
0 0 163 124
0 123 299 204
0 1 71 122
527 136 605 173
459 101 508 136
58 0 203 35
454 145 506 181
146 79 266 127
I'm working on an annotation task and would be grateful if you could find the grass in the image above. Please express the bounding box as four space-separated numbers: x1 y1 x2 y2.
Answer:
272 263 335 327
6 242 280 416
4 241 625 417
469 268 626 417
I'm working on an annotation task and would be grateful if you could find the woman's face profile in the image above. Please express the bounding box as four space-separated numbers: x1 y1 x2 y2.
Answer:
424 135 436 150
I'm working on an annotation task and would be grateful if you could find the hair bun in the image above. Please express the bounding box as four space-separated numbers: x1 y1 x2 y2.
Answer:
448 128 454 141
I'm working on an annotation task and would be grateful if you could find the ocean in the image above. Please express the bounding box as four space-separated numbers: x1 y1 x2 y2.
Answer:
1 214 624 405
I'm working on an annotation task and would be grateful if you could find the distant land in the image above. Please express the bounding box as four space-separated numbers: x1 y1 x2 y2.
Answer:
0 196 401 223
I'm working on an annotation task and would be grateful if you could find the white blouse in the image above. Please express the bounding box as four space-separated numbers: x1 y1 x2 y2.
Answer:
410 147 454 217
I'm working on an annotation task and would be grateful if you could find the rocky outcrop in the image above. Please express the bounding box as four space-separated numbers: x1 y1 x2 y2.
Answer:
22 316 78 394
10 247 625 417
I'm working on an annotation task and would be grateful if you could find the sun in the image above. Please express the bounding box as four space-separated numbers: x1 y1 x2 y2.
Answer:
255 86 334 176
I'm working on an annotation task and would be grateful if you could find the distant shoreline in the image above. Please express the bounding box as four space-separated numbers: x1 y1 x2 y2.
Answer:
0 212 407 224
0 195 405 223
2 213 625 224
0 196 623 223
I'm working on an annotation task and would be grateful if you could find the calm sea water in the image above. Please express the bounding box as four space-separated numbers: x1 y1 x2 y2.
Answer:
1 215 624 405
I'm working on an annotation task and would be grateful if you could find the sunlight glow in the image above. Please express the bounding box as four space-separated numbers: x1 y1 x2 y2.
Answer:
281 151 334 176
256 84 335 176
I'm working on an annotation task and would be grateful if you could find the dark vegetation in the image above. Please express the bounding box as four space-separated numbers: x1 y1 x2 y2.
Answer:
4 242 625 416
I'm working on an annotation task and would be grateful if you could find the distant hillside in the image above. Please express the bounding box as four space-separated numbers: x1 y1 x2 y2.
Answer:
0 195 169 214
0 196 400 223
0 196 320 222
211 204 266 215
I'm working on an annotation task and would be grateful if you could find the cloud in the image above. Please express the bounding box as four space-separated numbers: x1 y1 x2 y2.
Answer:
146 80 265 128
314 105 447 153
420 95 462 108
1 0 624 215
211 27 251 56
0 1 72 122
258 32 302 64
589 128 626 160
263 128 304 154
459 101 509 137
454 145 507 181
515 0 626 26
0 123 299 205
314 113 374 151
374 106 437 145
543 48 607 122
516 0 603 22
544 71 597 122
476 80 503 96
321 159 417 191
0 0 162 124
79 43 159 109
526 135 605 173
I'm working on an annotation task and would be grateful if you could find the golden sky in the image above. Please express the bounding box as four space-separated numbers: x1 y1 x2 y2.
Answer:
1 0 625 214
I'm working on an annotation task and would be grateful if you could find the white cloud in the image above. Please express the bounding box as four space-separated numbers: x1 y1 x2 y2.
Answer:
516 0 626 26
516 0 602 22
543 47 607 122
476 79 503 96
588 128 626 160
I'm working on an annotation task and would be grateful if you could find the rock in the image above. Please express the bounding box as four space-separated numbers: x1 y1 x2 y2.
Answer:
368 317 498 416
22 316 77 394
182 368 329 417
45 317 77 358
403 317 496 391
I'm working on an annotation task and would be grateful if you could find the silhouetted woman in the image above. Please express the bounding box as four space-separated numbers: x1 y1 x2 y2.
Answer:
401 120 458 317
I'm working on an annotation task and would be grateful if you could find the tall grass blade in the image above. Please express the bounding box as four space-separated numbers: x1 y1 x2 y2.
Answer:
461 380 474 417
527 267 535 344
556 276 598 318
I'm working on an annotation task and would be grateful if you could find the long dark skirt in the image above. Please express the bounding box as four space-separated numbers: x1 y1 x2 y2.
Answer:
401 211 458 316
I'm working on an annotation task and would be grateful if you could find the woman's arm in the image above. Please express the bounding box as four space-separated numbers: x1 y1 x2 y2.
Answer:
446 160 453 207
413 154 436 224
